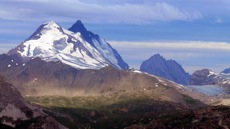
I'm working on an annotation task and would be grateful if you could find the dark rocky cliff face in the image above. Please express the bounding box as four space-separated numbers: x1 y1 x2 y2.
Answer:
0 75 66 129
140 54 190 85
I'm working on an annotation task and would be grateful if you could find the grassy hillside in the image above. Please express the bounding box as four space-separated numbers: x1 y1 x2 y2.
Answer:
26 93 198 129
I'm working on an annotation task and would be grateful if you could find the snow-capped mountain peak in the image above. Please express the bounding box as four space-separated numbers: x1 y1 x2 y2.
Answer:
8 20 129 70
41 21 63 33
44 21 60 28
26 21 64 41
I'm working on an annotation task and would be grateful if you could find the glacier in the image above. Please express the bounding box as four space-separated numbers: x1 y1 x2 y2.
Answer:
187 85 224 96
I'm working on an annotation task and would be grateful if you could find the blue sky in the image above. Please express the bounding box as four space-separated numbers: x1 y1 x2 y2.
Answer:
0 0 230 73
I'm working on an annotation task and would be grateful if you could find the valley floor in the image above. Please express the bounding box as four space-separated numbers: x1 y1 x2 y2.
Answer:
25 93 204 129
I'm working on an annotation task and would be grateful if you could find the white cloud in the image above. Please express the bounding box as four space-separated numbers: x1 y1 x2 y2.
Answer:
0 1 202 24
109 41 230 50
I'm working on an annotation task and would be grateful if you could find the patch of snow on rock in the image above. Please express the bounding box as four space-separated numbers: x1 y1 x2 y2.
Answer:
207 71 217 77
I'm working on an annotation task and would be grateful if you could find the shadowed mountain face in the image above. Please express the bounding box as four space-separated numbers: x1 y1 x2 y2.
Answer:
0 75 66 129
68 20 129 69
222 68 230 74
140 54 190 85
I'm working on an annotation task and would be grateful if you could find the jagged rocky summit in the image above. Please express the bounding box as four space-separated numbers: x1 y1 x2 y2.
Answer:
140 54 190 85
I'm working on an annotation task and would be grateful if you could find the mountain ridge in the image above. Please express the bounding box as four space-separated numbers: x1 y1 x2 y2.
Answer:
0 54 202 104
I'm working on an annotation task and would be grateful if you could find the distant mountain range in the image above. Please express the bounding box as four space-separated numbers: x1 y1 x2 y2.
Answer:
140 54 190 85
139 54 230 89
8 20 128 70
191 68 230 89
